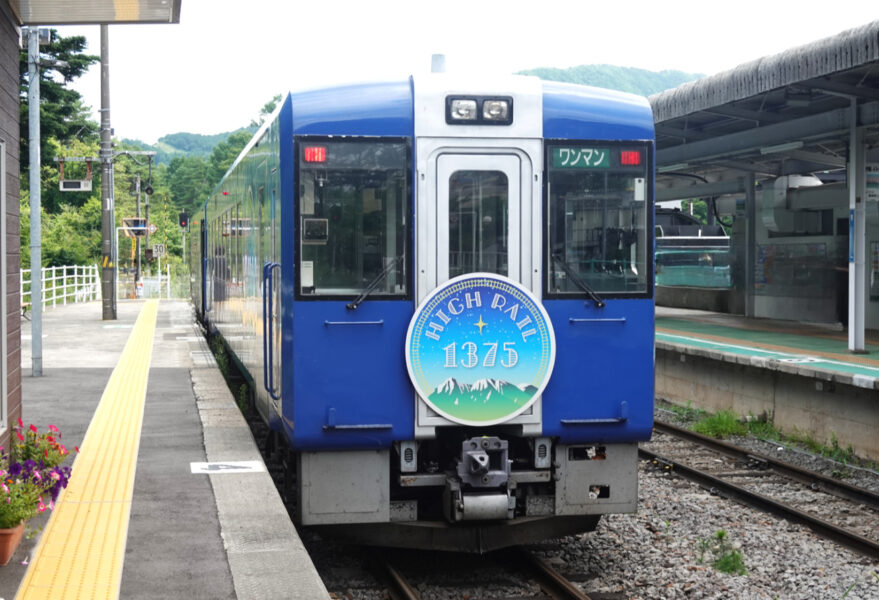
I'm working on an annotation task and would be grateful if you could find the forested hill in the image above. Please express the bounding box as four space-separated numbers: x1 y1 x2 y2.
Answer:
122 129 254 164
518 64 702 97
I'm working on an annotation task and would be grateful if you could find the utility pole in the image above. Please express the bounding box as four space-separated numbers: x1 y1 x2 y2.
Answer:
145 159 152 263
27 27 44 375
100 24 115 320
135 173 141 291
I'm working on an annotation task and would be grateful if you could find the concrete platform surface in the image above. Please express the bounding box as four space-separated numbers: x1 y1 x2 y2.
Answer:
656 306 879 389
5 300 328 599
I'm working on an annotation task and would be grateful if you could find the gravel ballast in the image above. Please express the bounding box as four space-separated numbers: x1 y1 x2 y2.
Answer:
536 462 878 599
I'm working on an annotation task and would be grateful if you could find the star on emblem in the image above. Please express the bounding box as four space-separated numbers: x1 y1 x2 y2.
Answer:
474 316 487 334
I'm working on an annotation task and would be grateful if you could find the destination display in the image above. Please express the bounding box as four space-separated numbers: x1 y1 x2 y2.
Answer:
551 147 611 169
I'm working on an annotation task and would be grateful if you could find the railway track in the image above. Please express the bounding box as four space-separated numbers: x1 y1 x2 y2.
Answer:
643 419 879 560
376 547 595 600
249 415 603 599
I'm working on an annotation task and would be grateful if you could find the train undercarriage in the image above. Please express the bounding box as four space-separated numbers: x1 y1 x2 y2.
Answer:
294 429 638 553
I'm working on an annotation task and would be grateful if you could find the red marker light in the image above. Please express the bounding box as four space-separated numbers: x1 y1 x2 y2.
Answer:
620 150 642 166
304 146 327 163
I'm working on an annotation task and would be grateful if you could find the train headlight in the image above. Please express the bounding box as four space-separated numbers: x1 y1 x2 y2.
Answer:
448 98 478 122
482 99 510 122
446 96 514 125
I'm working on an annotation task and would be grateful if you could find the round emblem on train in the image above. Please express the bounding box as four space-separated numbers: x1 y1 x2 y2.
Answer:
405 273 556 426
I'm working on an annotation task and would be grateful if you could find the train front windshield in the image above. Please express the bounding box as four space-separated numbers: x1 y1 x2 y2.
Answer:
546 143 651 296
297 140 409 298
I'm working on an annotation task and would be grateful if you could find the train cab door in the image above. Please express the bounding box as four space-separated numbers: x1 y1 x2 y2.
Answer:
437 155 521 286
420 151 539 298
416 146 543 434
268 186 282 403
259 182 282 417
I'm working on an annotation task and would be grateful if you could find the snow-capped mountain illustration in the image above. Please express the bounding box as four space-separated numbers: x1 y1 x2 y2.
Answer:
435 377 471 395
470 378 517 393
428 377 534 420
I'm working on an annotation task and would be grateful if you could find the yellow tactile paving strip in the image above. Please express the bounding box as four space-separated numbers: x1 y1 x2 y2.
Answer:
16 300 158 600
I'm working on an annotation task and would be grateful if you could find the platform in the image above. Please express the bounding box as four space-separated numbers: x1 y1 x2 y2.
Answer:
655 306 879 460
4 300 329 600
657 307 879 388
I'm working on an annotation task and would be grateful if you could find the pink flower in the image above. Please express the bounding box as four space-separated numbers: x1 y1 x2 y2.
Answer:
48 425 59 434
0 483 7 494
17 418 23 428
74 446 80 453
37 497 46 513
59 445 68 455
50 472 60 481
15 432 23 443
29 424 37 433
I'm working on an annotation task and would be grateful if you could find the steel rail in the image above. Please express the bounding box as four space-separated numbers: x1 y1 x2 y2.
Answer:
510 548 594 600
653 419 879 509
377 556 420 600
639 447 879 560
378 549 593 600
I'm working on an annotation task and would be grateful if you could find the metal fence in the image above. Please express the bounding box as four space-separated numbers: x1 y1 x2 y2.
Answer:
116 264 177 300
21 264 100 313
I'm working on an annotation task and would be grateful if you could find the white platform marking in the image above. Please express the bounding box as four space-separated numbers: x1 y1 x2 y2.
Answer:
190 460 266 474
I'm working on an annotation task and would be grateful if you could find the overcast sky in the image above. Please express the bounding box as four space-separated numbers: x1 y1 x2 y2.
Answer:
56 0 877 144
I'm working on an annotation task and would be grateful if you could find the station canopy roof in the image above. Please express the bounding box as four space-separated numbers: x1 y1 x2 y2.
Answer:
650 19 879 202
10 0 181 25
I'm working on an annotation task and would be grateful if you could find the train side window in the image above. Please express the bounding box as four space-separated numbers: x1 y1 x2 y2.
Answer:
296 139 410 299
545 142 652 297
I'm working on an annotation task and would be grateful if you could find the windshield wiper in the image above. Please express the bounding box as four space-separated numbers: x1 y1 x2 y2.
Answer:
551 254 606 308
346 256 403 310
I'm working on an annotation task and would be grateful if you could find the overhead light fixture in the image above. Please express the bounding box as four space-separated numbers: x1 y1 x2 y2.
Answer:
658 163 689 173
760 141 804 155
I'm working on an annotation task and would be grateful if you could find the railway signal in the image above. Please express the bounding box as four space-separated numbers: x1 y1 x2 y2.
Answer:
179 211 188 229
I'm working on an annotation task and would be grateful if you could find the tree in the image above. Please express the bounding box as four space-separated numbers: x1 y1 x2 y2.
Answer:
42 197 102 266
681 199 708 223
19 29 99 175
249 94 283 128
208 130 252 183
165 156 212 215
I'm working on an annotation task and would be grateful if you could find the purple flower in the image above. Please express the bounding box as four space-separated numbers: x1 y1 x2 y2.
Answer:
44 466 70 501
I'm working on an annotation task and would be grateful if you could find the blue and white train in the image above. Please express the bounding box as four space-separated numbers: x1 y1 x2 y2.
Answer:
190 74 655 552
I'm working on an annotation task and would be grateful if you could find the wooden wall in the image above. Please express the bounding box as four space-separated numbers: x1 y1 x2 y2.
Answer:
0 1 20 450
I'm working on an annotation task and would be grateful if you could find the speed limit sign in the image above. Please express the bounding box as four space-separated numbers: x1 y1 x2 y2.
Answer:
152 244 165 257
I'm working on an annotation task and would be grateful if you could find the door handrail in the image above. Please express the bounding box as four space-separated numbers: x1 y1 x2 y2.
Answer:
262 261 282 400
